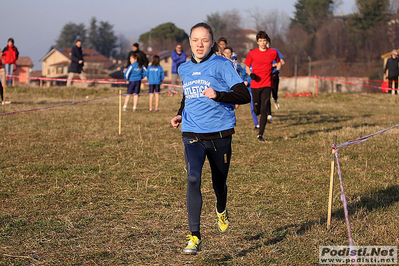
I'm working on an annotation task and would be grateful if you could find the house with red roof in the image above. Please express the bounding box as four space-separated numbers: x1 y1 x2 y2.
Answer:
13 56 34 84
39 47 190 87
40 47 115 86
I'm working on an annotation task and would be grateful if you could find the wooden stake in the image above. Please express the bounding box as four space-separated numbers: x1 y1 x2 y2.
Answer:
327 135 337 229
119 89 122 135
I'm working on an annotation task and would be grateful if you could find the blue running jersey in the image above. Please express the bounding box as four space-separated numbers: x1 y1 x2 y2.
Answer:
178 53 243 133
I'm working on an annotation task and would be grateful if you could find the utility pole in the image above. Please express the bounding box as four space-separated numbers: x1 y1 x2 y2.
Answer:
294 55 298 91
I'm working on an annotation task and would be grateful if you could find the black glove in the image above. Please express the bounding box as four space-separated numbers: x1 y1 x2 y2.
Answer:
250 73 259 80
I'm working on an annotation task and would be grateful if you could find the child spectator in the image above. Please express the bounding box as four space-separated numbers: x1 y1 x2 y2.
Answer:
122 53 146 111
146 55 164 111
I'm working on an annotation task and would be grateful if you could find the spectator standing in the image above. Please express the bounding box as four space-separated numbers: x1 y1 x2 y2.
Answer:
244 31 280 142
170 22 250 254
384 49 399 95
67 40 86 87
146 55 164 111
0 50 4 104
2 38 19 86
126 43 149 70
171 44 187 86
122 53 146 111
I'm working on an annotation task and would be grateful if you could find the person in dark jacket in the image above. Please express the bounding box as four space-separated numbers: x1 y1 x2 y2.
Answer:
67 39 87 87
125 43 149 69
2 38 19 86
384 49 399 94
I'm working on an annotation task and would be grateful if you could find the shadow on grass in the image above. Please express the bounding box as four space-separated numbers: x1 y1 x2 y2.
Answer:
236 185 399 258
272 110 375 140
275 110 356 126
276 110 372 126
281 121 376 139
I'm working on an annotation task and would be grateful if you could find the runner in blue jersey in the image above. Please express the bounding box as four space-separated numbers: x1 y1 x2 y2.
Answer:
223 46 247 109
170 22 251 255
266 35 285 120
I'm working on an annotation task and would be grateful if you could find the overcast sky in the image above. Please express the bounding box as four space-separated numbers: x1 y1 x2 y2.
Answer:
1 0 356 70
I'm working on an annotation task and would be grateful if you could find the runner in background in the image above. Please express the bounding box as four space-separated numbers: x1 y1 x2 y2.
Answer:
244 31 280 142
223 46 247 109
266 36 285 121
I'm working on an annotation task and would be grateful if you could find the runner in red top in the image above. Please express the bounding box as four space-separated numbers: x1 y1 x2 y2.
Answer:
244 31 280 142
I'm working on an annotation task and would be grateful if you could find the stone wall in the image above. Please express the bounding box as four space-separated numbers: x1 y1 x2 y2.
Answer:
279 76 371 94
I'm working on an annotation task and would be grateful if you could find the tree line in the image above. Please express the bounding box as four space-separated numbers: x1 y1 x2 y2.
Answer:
202 0 398 78
54 17 124 59
55 0 399 78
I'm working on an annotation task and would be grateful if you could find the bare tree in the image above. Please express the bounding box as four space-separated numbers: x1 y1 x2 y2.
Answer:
388 0 399 48
205 9 249 59
314 16 350 60
389 0 399 11
114 34 130 59
284 25 310 76
247 8 290 42
332 0 344 12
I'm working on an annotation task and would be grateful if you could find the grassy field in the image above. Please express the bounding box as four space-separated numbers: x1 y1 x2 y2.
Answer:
0 86 398 265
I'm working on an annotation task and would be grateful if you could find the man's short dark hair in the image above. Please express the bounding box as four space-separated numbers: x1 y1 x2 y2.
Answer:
256 31 269 41
133 43 139 48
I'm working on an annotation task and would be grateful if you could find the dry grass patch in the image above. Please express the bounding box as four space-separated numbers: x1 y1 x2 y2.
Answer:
1 86 398 265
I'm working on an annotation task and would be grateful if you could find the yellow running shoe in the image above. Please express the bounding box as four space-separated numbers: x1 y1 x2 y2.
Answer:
182 235 202 254
216 208 230 232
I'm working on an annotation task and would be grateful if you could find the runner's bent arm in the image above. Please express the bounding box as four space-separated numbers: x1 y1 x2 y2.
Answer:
211 82 251 104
